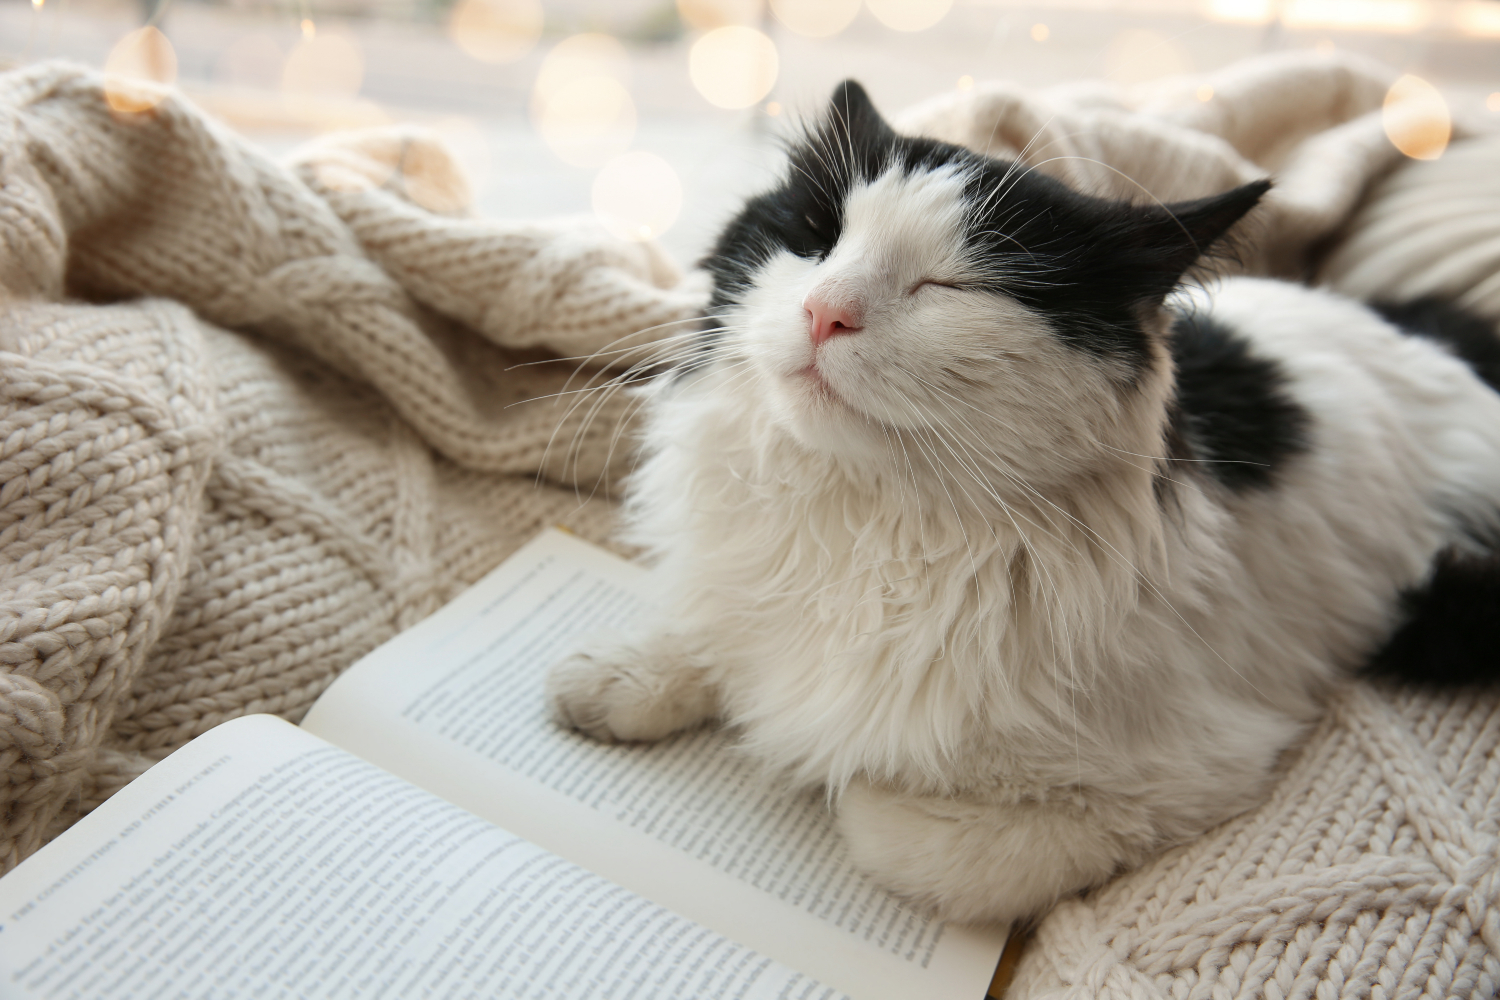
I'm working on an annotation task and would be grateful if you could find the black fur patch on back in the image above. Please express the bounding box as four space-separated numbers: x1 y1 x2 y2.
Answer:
1365 544 1500 686
1374 298 1500 393
1165 311 1311 492
699 80 1268 380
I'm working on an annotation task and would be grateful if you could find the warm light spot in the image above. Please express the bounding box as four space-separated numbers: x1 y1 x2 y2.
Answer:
957 74 974 90
536 76 636 167
678 0 764 29
766 100 782 115
1201 0 1274 23
301 18 315 39
1383 74 1451 160
103 27 177 113
867 0 952 33
216 32 284 89
689 26 778 109
282 31 364 101
447 0 543 64
1105 29 1192 86
1456 0 1500 37
593 151 683 243
1488 92 1500 112
1030 22 1049 41
425 116 491 213
32 0 44 9
769 0 860 37
1196 84 1214 102
533 34 631 108
1283 0 1428 33
531 34 634 165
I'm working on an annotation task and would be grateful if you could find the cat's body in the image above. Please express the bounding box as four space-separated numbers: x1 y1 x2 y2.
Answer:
547 82 1500 924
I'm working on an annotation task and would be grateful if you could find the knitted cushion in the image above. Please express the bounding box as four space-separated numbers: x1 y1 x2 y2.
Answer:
1320 133 1500 321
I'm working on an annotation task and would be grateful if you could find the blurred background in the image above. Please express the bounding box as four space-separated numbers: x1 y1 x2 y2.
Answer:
3 0 1500 263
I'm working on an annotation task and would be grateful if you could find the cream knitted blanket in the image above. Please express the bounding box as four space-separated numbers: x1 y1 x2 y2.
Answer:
1 53 1497 999
0 61 702 868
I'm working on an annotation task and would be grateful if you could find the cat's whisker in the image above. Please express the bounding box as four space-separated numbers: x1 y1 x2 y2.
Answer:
552 352 758 501
503 318 722 373
516 336 735 408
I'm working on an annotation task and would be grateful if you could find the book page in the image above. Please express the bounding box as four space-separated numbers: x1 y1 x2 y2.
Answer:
0 715 839 1000
303 529 1007 1000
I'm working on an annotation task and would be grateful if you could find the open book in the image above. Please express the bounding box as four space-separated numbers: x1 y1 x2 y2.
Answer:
0 529 1009 999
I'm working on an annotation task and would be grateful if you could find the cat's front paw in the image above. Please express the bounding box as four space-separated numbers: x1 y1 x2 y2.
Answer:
546 634 717 743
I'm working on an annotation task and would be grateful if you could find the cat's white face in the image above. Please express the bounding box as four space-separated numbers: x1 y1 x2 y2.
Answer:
729 165 1126 482
696 81 1265 489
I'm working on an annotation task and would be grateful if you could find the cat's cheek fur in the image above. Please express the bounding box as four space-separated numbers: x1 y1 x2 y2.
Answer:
735 255 893 461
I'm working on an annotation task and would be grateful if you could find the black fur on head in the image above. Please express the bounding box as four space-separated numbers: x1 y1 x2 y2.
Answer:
700 80 1271 376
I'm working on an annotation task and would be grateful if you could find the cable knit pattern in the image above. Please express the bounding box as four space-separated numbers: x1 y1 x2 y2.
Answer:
1005 684 1500 999
0 53 1497 999
0 62 700 871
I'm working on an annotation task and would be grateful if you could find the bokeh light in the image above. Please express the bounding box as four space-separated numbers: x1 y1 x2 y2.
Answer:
678 0 764 29
1282 0 1428 32
1105 29 1193 85
447 0 544 64
428 116 492 213
534 33 631 106
866 0 952 32
1197 84 1215 102
1382 74 1451 160
1489 92 1500 112
532 34 636 167
592 151 683 242
957 74 974 90
689 26 778 109
281 31 364 101
536 76 636 167
1456 0 1500 37
103 27 177 114
1031 22 1049 41
769 0 861 38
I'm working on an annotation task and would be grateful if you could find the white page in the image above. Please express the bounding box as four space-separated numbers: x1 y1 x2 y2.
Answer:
0 715 841 1000
303 529 1006 1000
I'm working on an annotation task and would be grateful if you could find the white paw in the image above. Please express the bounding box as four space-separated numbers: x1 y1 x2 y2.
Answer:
546 634 717 743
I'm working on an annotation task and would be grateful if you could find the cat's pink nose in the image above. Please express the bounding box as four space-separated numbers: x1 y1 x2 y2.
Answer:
805 294 863 348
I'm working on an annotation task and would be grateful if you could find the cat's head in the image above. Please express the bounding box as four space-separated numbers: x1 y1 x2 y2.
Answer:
697 81 1268 488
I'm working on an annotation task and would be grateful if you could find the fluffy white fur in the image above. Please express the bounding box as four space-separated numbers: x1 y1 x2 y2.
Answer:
547 167 1500 924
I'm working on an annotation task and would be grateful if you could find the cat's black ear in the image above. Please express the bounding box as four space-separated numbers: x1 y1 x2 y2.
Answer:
1132 179 1270 298
825 80 895 147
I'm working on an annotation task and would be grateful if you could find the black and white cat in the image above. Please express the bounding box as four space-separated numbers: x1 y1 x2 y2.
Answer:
547 81 1500 925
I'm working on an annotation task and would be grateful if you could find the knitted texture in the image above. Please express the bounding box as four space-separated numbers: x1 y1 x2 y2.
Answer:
896 54 1500 1000
1320 133 1500 321
0 62 701 869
